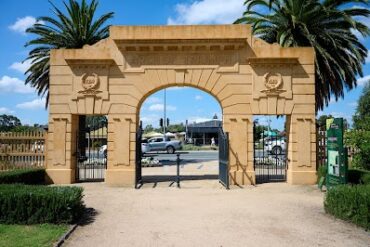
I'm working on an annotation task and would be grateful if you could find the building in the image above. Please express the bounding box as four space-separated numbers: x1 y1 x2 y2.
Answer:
187 116 221 145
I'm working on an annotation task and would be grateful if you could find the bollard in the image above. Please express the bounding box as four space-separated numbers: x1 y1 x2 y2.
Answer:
176 153 180 188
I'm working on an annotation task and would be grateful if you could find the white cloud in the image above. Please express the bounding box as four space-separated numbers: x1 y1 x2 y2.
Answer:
167 0 244 25
357 75 370 86
0 107 14 114
347 102 357 108
9 16 43 34
188 116 212 123
0 76 33 94
148 104 176 111
9 60 31 74
140 114 160 126
167 87 184 91
16 98 45 110
145 96 161 104
195 95 203 100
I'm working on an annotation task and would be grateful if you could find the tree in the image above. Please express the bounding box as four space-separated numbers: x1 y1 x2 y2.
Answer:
353 81 370 130
346 80 370 170
0 115 21 131
25 0 114 106
235 0 370 111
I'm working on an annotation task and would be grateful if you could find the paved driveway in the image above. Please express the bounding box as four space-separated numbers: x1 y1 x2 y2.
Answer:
64 179 369 247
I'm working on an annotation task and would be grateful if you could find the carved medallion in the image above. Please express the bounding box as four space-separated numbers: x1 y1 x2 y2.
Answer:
260 72 286 95
79 73 101 95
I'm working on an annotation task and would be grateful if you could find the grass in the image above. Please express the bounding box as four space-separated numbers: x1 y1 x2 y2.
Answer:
182 144 218 151
0 224 68 247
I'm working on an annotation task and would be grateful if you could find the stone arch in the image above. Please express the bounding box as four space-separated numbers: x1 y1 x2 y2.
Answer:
46 25 317 187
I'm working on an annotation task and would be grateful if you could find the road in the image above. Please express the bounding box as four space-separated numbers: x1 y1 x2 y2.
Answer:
144 151 218 161
84 150 285 162
144 149 285 161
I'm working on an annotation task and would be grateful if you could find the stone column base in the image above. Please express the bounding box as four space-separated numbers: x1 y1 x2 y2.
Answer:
230 170 255 185
105 169 135 187
46 169 75 184
287 170 317 185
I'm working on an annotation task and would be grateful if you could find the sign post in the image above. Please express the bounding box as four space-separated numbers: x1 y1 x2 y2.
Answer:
326 118 348 188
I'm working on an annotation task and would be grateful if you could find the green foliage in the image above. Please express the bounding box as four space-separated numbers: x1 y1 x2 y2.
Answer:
348 169 370 185
317 165 327 183
253 124 268 142
345 130 370 170
235 0 370 111
25 0 114 106
353 82 370 130
0 114 21 132
324 184 370 229
166 123 185 133
143 124 185 134
0 169 45 185
0 185 84 224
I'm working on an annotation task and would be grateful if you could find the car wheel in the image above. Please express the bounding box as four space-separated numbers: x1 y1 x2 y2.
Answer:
272 146 282 155
166 146 175 154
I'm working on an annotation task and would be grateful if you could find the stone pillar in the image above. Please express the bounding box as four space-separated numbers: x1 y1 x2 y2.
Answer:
286 114 317 184
105 114 136 186
46 114 79 184
224 115 255 185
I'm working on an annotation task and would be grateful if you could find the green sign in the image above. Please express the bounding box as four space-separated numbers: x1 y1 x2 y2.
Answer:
326 118 348 188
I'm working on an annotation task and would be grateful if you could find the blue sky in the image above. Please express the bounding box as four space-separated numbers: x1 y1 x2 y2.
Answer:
0 0 369 129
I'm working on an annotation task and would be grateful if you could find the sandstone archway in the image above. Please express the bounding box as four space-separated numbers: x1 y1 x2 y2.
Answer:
47 25 316 186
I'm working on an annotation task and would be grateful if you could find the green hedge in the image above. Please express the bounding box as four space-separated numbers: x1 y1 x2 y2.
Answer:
0 184 84 224
324 184 370 229
0 169 45 185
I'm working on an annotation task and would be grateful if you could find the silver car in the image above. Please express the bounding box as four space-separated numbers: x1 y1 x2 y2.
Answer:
142 137 182 154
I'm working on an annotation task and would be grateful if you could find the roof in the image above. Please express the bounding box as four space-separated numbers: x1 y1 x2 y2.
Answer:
187 120 222 133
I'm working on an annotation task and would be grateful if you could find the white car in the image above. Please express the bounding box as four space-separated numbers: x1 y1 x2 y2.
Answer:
265 138 286 155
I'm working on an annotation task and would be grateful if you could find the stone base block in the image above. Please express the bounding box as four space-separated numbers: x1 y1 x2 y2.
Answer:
287 170 317 185
230 170 255 185
105 169 135 187
46 168 75 184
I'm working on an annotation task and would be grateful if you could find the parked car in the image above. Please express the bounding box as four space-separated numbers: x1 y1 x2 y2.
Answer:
265 138 286 155
142 136 182 154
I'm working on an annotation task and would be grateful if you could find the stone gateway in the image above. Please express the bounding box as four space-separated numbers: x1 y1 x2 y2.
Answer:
47 25 317 186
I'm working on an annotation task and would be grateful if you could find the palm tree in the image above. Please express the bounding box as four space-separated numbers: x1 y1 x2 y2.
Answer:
25 0 114 107
235 0 370 110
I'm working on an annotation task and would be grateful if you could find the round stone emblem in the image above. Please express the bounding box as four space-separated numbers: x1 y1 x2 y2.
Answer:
81 73 99 90
264 72 283 90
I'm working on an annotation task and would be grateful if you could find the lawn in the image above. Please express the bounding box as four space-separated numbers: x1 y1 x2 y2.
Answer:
0 224 68 247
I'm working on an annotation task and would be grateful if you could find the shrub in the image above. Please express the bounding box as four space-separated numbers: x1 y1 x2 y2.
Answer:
317 165 327 183
0 169 45 184
348 169 370 185
0 184 84 224
324 184 370 229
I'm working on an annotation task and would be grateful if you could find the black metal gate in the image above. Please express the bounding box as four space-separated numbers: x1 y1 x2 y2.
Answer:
76 116 107 182
253 122 287 183
218 128 229 189
135 122 143 188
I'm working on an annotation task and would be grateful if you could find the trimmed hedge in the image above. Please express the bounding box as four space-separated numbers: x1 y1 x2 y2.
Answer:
0 184 84 224
324 184 370 229
0 169 45 185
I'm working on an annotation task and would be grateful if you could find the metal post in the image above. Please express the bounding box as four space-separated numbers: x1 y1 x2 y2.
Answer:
176 153 180 188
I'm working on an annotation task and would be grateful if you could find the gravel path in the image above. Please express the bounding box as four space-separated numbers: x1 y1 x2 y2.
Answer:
64 164 370 247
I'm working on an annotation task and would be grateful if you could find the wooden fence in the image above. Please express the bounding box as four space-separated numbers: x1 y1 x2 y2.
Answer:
0 131 47 170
